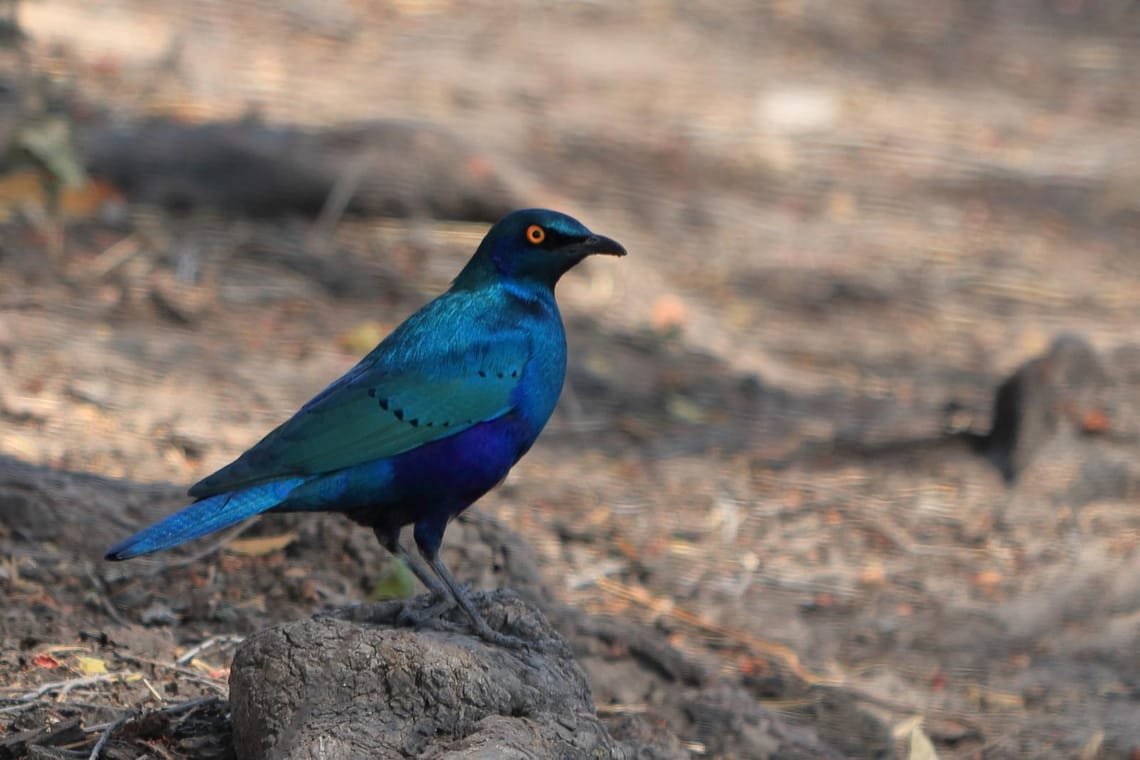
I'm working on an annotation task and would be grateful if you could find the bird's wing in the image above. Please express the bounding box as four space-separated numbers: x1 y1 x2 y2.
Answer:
188 331 530 498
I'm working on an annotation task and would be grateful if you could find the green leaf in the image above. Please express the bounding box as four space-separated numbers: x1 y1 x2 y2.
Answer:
369 558 417 601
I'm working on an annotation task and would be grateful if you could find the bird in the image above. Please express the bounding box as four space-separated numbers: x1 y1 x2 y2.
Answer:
105 208 626 647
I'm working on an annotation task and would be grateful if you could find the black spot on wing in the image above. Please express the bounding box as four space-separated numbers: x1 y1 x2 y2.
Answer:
477 366 520 381
379 399 425 428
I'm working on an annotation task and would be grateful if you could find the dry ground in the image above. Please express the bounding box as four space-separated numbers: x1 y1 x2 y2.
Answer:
2 1 1139 757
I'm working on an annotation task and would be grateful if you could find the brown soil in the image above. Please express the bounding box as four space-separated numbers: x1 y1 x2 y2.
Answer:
2 1 1139 757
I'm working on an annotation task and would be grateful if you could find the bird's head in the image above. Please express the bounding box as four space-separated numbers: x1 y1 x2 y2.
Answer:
453 208 626 291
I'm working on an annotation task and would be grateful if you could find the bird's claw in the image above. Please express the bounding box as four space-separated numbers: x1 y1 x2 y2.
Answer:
319 599 564 652
395 595 460 630
473 628 563 652
399 591 563 652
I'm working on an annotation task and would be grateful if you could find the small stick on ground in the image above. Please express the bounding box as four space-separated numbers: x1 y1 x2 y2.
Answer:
86 715 128 760
175 635 244 665
114 653 229 694
15 673 141 701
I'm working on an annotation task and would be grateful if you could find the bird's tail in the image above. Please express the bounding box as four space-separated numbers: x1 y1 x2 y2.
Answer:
104 477 305 560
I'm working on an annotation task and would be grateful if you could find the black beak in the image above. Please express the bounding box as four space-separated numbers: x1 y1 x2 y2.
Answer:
573 233 627 258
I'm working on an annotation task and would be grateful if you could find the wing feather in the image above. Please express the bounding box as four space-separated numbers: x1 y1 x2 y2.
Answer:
190 327 530 497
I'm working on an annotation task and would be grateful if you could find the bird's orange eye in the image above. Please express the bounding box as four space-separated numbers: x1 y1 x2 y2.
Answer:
525 225 545 245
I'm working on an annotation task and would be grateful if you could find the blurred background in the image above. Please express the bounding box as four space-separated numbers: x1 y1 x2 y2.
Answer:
1 0 1138 757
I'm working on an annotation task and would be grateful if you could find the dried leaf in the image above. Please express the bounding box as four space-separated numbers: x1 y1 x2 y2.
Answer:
226 532 298 556
32 653 62 669
59 179 120 219
858 560 886 586
0 168 116 221
76 656 108 675
906 721 939 760
665 395 707 424
971 570 1002 590
1080 408 1111 433
190 659 230 681
18 117 89 189
1078 730 1104 760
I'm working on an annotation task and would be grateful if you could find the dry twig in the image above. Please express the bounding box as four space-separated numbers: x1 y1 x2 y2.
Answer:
16 673 141 701
113 653 229 694
175 635 244 666
86 715 128 760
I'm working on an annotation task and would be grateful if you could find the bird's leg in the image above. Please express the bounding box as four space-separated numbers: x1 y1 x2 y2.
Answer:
391 542 466 626
411 517 539 649
394 543 451 599
423 550 538 650
372 526 461 629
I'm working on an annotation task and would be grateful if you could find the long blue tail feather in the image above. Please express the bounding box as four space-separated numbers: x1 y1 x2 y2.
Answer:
104 477 305 560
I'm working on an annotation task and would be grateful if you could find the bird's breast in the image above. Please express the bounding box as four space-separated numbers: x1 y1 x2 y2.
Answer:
512 316 567 435
386 413 536 508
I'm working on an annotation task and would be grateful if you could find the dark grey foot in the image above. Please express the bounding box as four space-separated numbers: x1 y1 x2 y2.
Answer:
399 592 550 649
319 596 564 652
479 629 563 652
395 595 461 631
441 589 565 652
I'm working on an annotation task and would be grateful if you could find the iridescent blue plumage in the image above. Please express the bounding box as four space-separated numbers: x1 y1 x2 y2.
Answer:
105 209 625 646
